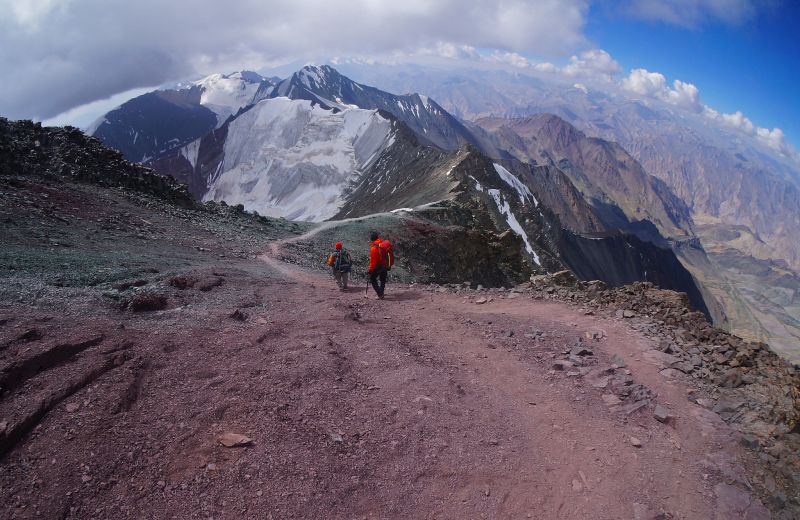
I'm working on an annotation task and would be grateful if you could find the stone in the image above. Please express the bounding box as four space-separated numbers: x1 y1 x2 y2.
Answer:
712 399 744 415
66 403 80 413
601 394 622 406
475 297 487 305
571 345 594 356
217 433 253 447
589 376 611 389
630 437 642 447
571 479 583 492
552 360 574 371
695 398 715 409
643 349 680 367
659 368 683 379
620 400 649 415
653 405 672 423
230 309 248 322
623 310 636 318
610 354 627 368
740 435 760 451
584 328 606 340
670 361 694 373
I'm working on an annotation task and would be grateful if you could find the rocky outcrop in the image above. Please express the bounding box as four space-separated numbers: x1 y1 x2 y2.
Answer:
558 230 710 317
0 118 193 206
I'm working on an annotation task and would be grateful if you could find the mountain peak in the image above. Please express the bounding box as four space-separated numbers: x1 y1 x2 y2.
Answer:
295 64 347 89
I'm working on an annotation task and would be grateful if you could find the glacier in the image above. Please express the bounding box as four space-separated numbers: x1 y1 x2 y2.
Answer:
202 97 395 221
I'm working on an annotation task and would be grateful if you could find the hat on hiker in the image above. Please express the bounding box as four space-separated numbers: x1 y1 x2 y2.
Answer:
335 242 343 250
369 231 379 241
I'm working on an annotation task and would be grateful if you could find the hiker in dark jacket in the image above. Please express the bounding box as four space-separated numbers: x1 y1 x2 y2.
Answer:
326 241 352 291
368 231 394 299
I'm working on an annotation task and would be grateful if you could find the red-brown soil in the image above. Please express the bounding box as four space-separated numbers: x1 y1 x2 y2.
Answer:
1 217 772 519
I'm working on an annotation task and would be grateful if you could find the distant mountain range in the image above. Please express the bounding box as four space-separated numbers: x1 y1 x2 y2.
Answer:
86 64 799 361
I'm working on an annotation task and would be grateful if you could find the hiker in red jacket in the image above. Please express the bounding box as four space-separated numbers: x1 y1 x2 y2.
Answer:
326 241 352 291
368 231 394 299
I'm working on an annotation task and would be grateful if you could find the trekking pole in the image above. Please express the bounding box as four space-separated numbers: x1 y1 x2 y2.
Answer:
365 271 369 297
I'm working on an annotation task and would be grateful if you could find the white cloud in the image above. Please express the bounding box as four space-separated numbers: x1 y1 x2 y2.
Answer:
619 0 758 28
562 49 621 80
703 107 791 154
618 67 793 157
622 68 668 96
622 68 702 111
418 42 480 60
488 48 620 82
488 51 535 69
0 0 589 120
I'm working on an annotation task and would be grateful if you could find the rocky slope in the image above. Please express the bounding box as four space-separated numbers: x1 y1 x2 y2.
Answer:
471 114 694 241
2 120 798 518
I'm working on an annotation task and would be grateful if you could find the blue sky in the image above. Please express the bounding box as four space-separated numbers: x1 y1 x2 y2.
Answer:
585 1 799 147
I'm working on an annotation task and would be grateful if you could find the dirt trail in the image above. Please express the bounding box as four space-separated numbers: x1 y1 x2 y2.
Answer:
250 228 753 519
0 222 766 519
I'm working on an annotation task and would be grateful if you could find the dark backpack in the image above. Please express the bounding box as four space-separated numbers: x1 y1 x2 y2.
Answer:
334 250 352 272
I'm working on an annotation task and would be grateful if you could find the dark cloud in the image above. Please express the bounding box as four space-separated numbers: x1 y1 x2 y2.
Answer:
0 0 589 120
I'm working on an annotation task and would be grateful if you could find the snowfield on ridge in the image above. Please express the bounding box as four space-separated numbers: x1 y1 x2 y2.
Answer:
201 97 395 221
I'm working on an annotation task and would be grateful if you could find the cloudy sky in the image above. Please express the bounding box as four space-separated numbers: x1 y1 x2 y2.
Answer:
1 0 797 151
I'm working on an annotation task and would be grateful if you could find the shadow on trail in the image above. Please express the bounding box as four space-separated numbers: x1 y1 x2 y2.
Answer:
383 290 423 302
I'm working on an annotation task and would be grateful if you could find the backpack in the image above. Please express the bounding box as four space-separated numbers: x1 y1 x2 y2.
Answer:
326 253 336 266
334 250 352 272
377 240 394 270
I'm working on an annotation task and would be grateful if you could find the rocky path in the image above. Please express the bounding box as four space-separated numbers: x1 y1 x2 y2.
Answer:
253 229 768 518
0 223 776 519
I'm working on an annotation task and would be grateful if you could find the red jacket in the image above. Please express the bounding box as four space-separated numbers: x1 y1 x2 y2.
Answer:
368 239 382 273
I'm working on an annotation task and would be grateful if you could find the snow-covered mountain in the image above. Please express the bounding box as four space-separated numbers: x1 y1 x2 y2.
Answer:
198 97 395 221
89 71 273 163
264 65 476 151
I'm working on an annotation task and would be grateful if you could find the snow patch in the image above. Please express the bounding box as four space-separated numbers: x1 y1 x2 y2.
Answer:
194 73 261 127
391 208 414 213
469 175 484 192
493 163 537 206
180 138 202 169
488 189 541 265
